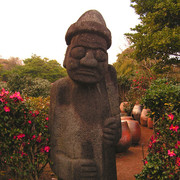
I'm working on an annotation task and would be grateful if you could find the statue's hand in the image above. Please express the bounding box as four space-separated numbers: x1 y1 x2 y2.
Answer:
73 159 97 179
103 115 121 145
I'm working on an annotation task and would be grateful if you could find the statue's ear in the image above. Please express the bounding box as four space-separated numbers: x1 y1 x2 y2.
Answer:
63 46 71 68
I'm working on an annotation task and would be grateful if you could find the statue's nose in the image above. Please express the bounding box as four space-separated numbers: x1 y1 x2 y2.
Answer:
80 50 98 67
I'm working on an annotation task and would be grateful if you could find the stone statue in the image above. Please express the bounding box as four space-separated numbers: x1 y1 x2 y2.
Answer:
49 10 121 180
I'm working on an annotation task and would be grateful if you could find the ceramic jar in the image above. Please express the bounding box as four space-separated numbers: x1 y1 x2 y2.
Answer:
140 108 151 126
116 121 132 153
132 104 143 123
148 118 153 129
122 120 141 145
121 116 133 120
119 102 129 114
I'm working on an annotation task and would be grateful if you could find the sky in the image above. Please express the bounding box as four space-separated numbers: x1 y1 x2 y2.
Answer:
0 0 140 65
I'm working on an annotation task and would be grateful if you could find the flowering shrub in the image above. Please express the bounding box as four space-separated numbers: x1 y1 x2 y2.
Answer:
126 72 155 104
0 88 50 180
135 79 180 179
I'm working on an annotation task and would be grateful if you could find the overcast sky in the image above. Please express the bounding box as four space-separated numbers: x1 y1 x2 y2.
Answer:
0 0 140 65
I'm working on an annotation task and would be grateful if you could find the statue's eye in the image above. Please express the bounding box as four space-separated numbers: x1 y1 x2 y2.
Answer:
70 47 86 59
95 49 107 62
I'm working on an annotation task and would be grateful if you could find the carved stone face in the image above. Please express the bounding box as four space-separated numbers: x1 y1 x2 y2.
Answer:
64 33 108 84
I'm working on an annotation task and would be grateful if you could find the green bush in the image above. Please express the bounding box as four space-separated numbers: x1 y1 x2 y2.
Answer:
135 79 180 179
7 73 51 97
22 78 51 98
0 81 8 90
0 88 50 180
142 78 180 120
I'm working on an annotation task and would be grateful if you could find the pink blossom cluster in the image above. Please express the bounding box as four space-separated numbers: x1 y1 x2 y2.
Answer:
0 89 24 113
40 146 50 153
14 133 25 140
10 92 24 101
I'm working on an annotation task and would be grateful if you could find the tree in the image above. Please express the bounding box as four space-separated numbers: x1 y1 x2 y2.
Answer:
125 0 180 64
113 48 156 102
11 54 67 82
0 57 23 81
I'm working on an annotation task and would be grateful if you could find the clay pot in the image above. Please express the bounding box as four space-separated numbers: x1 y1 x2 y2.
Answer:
132 104 143 122
121 116 133 120
140 108 151 126
148 118 153 129
116 121 132 153
122 120 141 145
119 102 129 114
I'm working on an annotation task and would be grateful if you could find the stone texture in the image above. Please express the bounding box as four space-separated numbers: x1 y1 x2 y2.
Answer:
49 10 121 180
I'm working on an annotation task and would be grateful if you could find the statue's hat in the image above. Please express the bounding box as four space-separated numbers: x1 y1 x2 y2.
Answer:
65 10 111 49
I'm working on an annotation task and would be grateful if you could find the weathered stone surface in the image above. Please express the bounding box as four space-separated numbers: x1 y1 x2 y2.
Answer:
49 10 121 180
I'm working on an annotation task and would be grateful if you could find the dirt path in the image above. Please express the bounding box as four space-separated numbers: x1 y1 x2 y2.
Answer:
116 125 153 180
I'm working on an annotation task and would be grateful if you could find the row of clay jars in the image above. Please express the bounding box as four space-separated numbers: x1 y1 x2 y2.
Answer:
116 116 141 153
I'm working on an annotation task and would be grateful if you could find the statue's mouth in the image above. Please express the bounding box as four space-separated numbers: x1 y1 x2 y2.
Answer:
76 69 97 77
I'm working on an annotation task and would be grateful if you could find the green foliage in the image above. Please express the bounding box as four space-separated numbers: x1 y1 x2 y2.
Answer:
0 81 8 91
142 78 180 120
113 48 138 82
22 78 51 98
15 54 67 83
7 74 51 97
126 0 180 64
0 89 50 179
135 78 180 179
7 73 28 93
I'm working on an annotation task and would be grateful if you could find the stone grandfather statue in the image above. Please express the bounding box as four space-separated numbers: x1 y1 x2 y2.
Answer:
49 10 121 180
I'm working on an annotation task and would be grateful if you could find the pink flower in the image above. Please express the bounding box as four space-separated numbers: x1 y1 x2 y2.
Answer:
149 136 157 149
28 120 32 124
168 113 174 120
145 160 148 165
45 125 48 128
21 151 27 157
17 133 25 140
31 135 36 140
44 146 50 152
0 98 5 103
150 135 157 143
36 136 41 143
133 79 136 82
10 92 23 101
4 106 10 112
175 141 180 149
35 110 39 115
45 117 49 121
169 124 179 132
168 150 176 157
32 113 36 117
0 88 9 96
40 148 44 152
176 157 180 166
150 77 153 79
